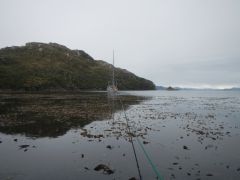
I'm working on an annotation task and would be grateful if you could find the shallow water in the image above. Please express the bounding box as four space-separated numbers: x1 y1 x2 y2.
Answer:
0 91 240 180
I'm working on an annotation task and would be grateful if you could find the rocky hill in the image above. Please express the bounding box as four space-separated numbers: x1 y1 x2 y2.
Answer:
0 42 155 91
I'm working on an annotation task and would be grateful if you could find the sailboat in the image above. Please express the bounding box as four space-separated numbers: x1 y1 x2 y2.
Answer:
107 51 118 94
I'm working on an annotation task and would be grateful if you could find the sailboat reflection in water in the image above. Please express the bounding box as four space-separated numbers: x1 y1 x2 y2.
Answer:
107 50 118 96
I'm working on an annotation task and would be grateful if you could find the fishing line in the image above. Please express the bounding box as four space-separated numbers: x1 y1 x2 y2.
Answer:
118 95 164 180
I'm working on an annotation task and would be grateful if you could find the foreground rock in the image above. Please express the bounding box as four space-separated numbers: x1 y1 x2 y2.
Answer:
94 164 114 174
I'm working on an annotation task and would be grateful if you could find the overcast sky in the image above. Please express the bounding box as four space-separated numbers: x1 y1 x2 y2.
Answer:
0 0 239 88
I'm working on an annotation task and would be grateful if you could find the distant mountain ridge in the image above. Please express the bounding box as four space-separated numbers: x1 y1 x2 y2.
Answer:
228 87 240 91
0 42 155 91
156 85 240 91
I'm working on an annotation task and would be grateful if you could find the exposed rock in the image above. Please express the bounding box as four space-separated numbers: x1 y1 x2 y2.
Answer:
94 164 114 174
166 86 177 91
129 177 137 180
206 173 213 176
19 145 30 149
106 145 113 149
143 141 149 144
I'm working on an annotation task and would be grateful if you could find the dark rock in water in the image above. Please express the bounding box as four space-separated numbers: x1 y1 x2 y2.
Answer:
166 86 177 91
143 141 149 144
0 141 2 143
14 139 18 142
187 172 191 176
94 164 106 171
19 145 30 149
81 154 84 158
84 167 89 170
206 173 213 176
183 145 189 150
24 149 28 152
129 177 137 180
94 164 114 174
173 162 178 165
237 168 240 171
106 145 112 149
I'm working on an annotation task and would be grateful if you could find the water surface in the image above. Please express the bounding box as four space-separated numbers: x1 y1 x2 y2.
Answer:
0 91 240 180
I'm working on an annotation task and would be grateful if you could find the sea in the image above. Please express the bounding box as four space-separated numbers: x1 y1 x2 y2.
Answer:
0 90 239 180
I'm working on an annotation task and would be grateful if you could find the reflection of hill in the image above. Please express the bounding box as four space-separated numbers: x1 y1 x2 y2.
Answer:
0 92 147 138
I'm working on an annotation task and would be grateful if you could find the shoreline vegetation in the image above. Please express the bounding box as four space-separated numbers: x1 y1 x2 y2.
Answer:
0 42 155 91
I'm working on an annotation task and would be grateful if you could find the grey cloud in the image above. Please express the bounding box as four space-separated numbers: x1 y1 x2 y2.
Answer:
0 0 239 88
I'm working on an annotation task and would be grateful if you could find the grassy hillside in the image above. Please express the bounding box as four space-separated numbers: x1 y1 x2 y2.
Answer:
0 42 155 91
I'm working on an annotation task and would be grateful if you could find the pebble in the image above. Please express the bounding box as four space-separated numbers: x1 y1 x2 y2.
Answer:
19 145 29 149
206 173 213 176
106 145 112 149
94 164 114 174
129 177 137 180
143 141 149 144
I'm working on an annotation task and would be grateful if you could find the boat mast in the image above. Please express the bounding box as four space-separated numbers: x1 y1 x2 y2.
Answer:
112 50 115 86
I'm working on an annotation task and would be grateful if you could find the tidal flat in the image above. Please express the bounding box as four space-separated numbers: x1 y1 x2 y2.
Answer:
0 91 240 180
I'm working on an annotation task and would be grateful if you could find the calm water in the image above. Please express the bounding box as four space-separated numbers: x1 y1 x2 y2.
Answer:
0 91 240 180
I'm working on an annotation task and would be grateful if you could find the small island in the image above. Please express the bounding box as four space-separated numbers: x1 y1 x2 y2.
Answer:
166 86 177 91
